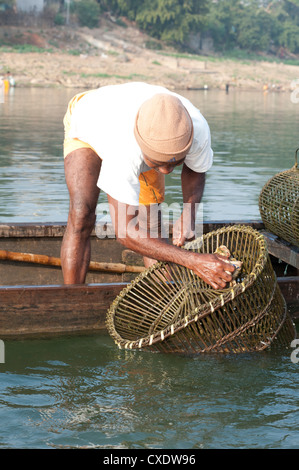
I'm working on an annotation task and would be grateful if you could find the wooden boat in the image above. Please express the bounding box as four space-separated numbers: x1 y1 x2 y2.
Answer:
0 221 298 339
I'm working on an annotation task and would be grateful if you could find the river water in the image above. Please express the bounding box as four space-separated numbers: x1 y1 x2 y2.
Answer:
0 86 298 449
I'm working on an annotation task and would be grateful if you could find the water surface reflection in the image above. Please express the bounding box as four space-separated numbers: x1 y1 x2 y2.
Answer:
1 334 298 449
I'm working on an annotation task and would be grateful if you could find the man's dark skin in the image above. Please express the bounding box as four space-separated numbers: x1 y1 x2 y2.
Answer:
61 149 234 289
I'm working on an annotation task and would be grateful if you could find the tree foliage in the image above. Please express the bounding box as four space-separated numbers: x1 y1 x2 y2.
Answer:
136 0 209 44
75 0 101 28
3 0 299 54
102 0 209 45
204 0 299 54
63 0 299 53
0 0 15 7
268 0 299 52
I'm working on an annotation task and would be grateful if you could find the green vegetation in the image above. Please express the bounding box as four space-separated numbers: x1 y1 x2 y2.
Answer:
67 49 82 55
157 48 299 66
0 43 53 53
1 0 299 57
81 72 150 80
63 70 151 80
135 0 208 44
100 0 299 55
74 0 101 28
205 0 299 54
0 0 14 8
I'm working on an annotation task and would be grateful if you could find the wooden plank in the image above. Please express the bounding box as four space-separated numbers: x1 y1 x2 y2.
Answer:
262 231 299 269
0 283 127 338
0 223 67 238
277 277 299 303
277 276 299 321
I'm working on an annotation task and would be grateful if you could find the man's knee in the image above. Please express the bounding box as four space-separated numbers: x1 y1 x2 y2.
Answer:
68 200 96 236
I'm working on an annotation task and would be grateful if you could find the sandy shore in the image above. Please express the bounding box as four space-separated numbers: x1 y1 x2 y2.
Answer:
1 24 299 92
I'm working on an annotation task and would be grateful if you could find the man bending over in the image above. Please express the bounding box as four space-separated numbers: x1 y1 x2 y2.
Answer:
61 82 234 289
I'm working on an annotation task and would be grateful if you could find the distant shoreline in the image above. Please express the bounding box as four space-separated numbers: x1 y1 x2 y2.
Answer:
1 25 299 93
2 50 299 94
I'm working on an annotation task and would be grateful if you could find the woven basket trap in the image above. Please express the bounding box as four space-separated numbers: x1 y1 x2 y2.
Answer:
106 225 296 354
259 148 299 247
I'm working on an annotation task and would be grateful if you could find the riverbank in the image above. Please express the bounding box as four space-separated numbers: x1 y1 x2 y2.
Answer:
1 22 299 92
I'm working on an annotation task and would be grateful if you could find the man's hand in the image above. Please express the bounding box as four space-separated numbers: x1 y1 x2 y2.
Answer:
172 211 195 247
189 253 235 290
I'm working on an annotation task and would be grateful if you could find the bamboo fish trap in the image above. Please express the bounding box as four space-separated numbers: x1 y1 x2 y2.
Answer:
259 148 299 247
106 225 296 354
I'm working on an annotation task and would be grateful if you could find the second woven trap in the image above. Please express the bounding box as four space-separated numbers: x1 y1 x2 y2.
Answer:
106 225 296 354
259 148 299 247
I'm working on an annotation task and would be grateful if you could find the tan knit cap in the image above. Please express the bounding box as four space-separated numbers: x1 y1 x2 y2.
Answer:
134 93 194 163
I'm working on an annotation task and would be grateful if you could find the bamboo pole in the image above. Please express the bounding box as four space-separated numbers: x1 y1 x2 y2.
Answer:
0 250 145 274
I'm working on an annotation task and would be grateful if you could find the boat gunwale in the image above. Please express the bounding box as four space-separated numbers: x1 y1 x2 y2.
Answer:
0 220 265 238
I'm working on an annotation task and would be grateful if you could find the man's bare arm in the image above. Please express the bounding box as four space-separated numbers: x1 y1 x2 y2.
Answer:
173 165 205 246
107 194 234 290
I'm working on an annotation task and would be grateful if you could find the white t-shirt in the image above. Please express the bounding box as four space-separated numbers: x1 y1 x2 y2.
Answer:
68 82 213 205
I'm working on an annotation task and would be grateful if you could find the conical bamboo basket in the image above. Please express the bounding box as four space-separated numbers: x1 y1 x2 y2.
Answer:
106 225 296 354
259 148 299 247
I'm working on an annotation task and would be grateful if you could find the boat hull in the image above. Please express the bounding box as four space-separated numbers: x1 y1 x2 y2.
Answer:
0 222 298 338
